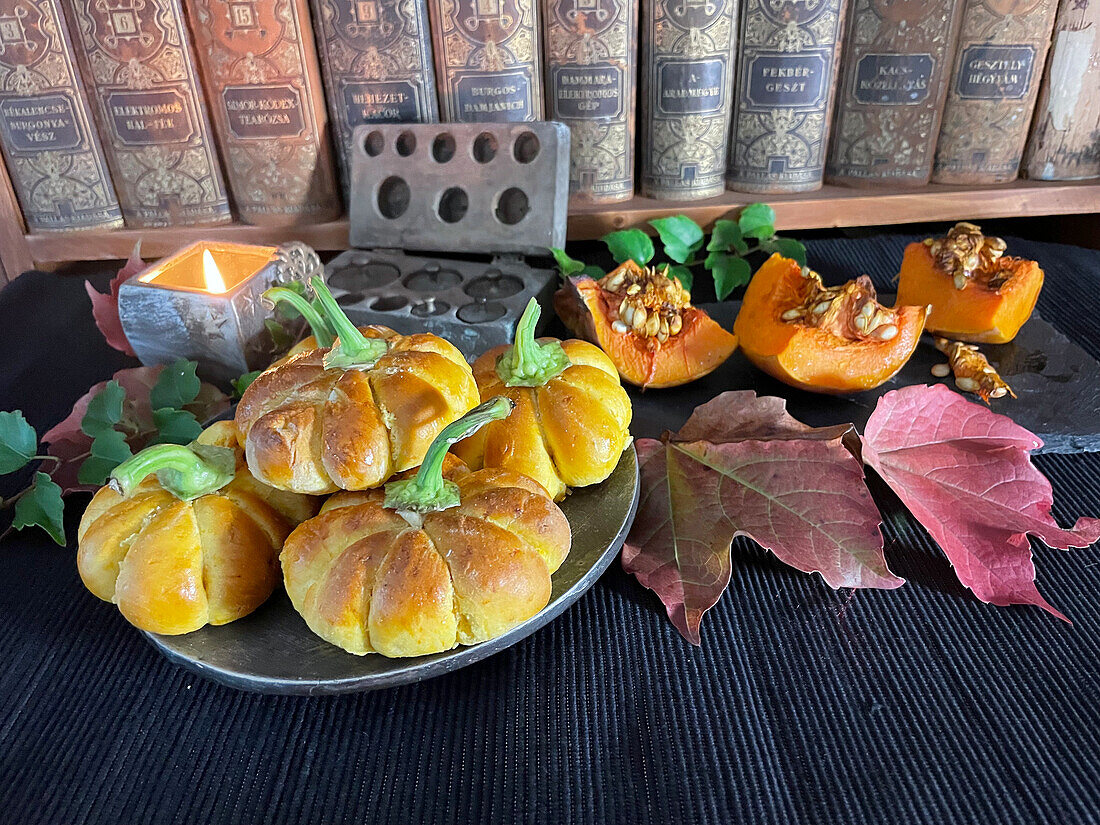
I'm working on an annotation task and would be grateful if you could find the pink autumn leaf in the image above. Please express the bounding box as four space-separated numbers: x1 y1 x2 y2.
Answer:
85 241 142 357
862 383 1100 621
622 391 901 644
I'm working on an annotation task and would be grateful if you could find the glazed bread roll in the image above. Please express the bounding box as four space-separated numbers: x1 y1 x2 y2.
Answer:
77 421 319 635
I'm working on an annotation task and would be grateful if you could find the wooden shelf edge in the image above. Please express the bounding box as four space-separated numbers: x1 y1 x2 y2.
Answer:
16 178 1100 268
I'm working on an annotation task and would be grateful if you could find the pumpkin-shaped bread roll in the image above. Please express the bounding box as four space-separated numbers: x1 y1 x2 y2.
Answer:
282 398 572 657
236 277 479 494
453 299 632 500
77 421 319 635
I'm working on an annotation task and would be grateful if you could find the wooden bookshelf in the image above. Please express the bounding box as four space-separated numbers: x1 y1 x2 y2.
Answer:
1 177 1099 282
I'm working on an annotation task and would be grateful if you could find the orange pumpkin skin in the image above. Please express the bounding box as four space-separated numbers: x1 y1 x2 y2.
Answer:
896 242 1043 344
554 266 738 389
735 254 928 394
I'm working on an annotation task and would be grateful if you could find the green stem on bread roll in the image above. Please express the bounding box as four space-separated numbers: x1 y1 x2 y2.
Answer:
309 275 389 371
496 298 572 387
384 397 515 514
109 443 236 501
263 285 335 348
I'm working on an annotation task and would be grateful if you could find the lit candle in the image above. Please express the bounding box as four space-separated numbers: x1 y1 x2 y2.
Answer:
118 240 322 385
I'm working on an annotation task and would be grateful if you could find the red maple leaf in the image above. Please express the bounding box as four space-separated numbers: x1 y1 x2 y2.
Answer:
84 241 142 357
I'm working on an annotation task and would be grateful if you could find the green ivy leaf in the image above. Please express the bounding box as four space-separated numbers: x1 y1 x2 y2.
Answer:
0 411 38 474
80 380 125 439
232 370 262 399
581 264 606 279
649 216 704 264
772 238 808 267
738 203 777 240
265 318 296 350
12 472 65 545
150 359 201 411
603 229 654 266
78 429 133 486
550 247 586 277
665 264 693 292
707 219 749 255
151 407 202 446
709 254 753 301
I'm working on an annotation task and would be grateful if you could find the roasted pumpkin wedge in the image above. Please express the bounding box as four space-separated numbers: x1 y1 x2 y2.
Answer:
554 260 738 388
735 254 928 394
896 222 1043 344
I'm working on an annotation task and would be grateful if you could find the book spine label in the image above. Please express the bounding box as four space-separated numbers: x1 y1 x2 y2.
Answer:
639 0 738 200
0 0 123 231
309 0 439 195
429 0 543 122
1023 0 1100 180
727 0 847 193
826 0 963 186
64 0 231 227
186 0 340 225
544 0 637 204
932 0 1060 184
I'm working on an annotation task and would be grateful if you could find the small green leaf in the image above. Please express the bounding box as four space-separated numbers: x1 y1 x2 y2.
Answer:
649 216 705 264
738 203 777 240
265 318 296 350
772 238 808 267
707 219 748 255
78 429 133 485
0 411 37 474
80 381 125 439
665 264 693 292
581 264 606 279
232 370 262 398
603 229 654 266
151 407 202 445
13 473 65 545
710 254 753 301
150 359 201 411
550 247 586 277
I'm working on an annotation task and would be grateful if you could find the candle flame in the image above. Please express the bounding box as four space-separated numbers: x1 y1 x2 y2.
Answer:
202 249 227 293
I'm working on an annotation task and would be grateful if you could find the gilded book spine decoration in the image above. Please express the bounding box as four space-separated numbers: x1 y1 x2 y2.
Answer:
932 0 1060 184
639 0 739 200
826 0 963 186
544 0 637 205
1023 0 1100 180
310 0 439 195
428 0 543 122
63 0 231 227
186 0 340 226
727 0 848 194
0 0 122 231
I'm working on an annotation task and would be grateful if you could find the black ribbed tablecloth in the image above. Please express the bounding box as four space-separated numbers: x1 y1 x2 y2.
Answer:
2 234 1099 825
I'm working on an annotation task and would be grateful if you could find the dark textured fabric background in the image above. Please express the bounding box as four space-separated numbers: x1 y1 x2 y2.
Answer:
1 234 1098 825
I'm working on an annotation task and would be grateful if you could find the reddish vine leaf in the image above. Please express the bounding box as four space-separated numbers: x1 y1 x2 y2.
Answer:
623 391 902 644
41 365 229 494
85 241 142 357
863 384 1100 621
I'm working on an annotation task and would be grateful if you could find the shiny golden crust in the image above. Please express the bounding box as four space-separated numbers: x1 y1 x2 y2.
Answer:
281 464 572 657
236 327 479 494
452 338 632 500
76 421 320 635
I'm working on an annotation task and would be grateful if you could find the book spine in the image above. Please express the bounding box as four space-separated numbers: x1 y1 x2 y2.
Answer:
428 0 543 122
932 0 1060 184
63 0 231 228
309 0 440 197
639 0 738 200
0 0 123 232
185 0 341 226
544 0 637 205
825 0 963 187
727 0 848 194
1023 0 1100 181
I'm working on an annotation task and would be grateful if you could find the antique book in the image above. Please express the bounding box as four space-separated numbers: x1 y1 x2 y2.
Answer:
309 0 439 195
186 0 341 226
0 0 122 231
63 0 231 227
544 0 637 205
428 0 543 122
639 0 739 200
727 0 849 194
826 0 964 187
932 0 1060 184
1023 0 1100 180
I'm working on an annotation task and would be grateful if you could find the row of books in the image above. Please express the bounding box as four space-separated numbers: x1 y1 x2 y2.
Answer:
0 0 1096 235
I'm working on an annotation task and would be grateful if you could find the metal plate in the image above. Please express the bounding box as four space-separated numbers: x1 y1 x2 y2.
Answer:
144 447 639 695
